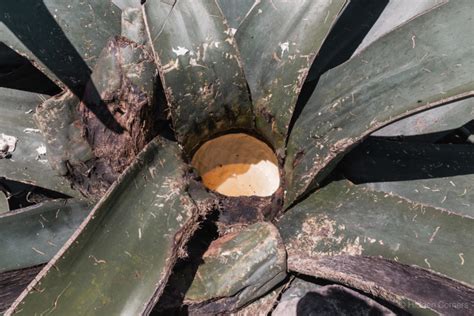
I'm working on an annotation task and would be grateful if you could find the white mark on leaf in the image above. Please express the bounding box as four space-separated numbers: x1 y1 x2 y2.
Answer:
279 42 289 56
172 46 189 56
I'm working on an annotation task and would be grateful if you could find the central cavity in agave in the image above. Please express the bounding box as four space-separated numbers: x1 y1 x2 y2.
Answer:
191 133 280 197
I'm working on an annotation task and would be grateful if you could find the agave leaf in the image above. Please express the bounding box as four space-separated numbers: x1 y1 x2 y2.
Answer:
285 0 474 207
235 0 347 153
284 255 471 316
143 0 253 153
0 1 121 90
273 280 397 316
8 138 210 315
216 0 256 29
353 0 447 56
343 138 474 216
278 179 474 315
0 199 90 273
303 0 389 85
373 97 474 140
185 222 287 314
0 87 80 198
279 180 474 285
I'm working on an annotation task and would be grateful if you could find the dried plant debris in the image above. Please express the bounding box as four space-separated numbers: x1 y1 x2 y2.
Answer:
35 36 161 199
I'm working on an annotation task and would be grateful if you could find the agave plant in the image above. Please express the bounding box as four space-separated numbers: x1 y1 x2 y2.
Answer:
0 0 473 315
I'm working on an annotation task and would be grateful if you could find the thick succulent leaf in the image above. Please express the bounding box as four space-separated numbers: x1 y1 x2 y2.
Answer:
286 256 472 316
278 180 474 314
285 0 474 207
216 0 256 29
143 0 253 153
185 222 287 314
303 0 389 84
279 180 474 285
8 138 207 315
373 97 474 140
0 199 90 273
278 180 474 310
236 0 347 153
353 0 447 55
0 88 80 198
343 138 474 216
0 1 121 90
273 280 396 316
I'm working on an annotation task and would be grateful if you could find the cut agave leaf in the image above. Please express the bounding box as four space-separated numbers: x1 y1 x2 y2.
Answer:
285 0 474 207
8 138 210 315
0 1 121 91
372 97 474 141
278 180 474 314
185 222 287 314
343 138 474 216
0 87 80 198
273 280 397 316
235 0 347 153
0 199 90 273
143 0 253 154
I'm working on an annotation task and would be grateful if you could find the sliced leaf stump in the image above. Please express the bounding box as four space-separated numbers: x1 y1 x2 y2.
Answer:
185 222 287 314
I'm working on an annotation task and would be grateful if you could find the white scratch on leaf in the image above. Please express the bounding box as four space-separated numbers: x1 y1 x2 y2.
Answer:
459 253 465 265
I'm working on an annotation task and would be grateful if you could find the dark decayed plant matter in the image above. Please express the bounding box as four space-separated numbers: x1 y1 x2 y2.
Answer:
0 0 473 315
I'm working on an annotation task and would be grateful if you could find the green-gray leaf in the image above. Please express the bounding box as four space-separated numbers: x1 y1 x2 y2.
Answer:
285 0 474 207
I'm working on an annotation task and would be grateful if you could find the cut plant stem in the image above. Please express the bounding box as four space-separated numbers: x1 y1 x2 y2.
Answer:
192 133 280 197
